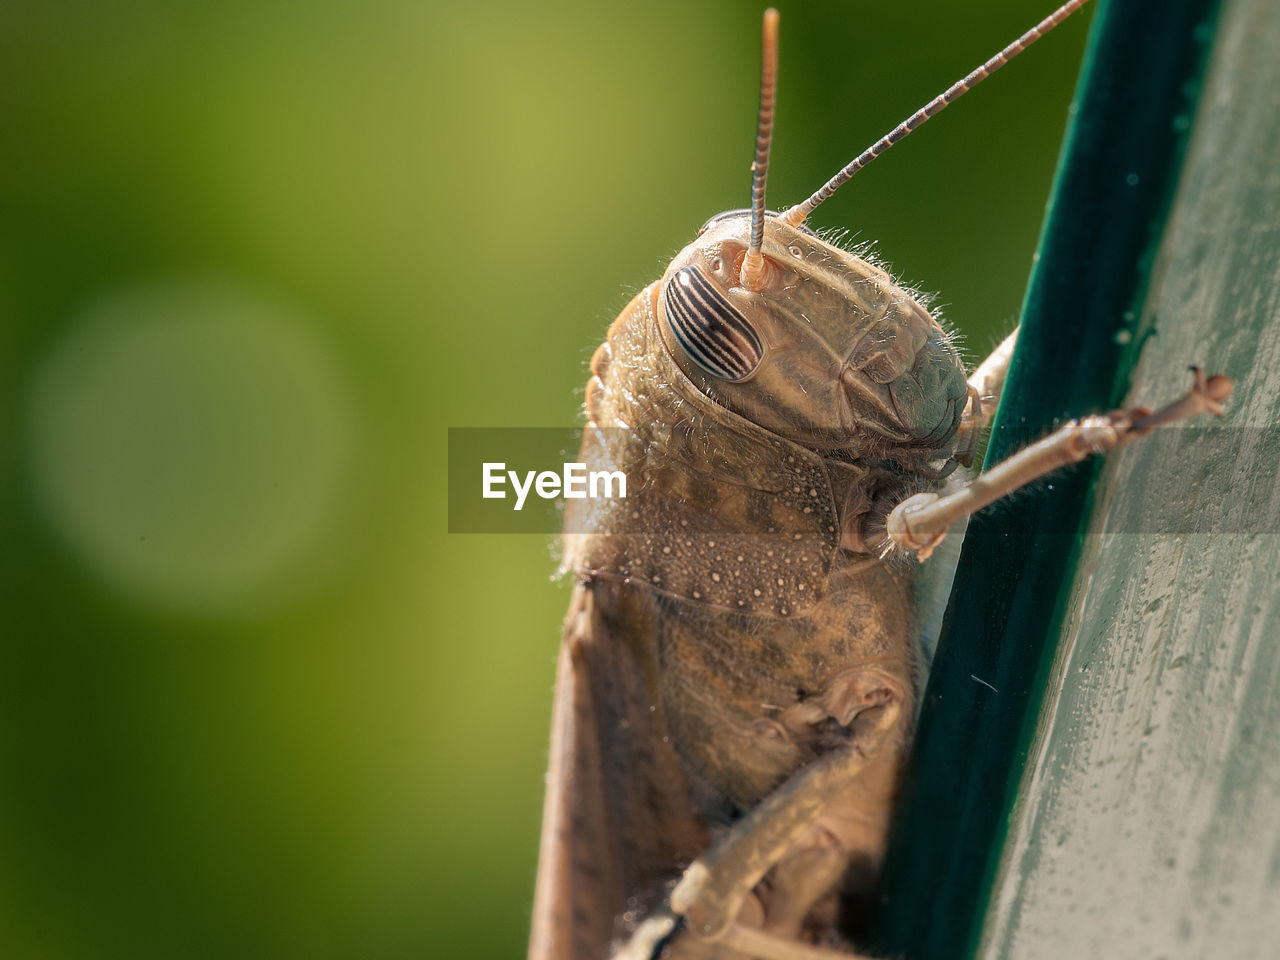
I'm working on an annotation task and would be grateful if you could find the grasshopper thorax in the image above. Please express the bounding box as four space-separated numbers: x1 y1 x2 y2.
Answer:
655 211 968 462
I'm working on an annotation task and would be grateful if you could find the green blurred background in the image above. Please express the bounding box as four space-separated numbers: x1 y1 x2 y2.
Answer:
0 1 1090 957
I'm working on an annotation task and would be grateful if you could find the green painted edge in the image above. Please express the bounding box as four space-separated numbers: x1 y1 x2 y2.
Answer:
868 1 1224 957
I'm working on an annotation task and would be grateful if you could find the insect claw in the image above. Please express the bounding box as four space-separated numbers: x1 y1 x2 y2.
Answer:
1129 367 1233 430
613 910 680 960
670 861 725 937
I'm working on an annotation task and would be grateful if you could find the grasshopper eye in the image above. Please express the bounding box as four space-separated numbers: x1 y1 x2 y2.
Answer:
662 266 764 382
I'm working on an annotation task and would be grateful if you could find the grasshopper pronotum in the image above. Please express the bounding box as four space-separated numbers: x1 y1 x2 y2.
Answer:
530 3 1231 958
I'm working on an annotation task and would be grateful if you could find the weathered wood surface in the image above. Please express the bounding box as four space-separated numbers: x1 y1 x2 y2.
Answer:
981 0 1280 956
871 1 1228 956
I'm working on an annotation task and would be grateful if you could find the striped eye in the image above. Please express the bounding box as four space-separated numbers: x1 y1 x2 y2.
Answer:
662 266 765 382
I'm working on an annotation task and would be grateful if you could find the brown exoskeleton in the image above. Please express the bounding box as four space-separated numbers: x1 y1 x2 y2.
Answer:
529 3 1231 959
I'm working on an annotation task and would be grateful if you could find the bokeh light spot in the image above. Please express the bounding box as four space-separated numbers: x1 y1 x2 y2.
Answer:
25 279 355 614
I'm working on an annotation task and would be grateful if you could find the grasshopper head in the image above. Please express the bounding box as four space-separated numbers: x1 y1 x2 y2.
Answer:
645 0 1093 462
646 0 1099 462
655 212 968 460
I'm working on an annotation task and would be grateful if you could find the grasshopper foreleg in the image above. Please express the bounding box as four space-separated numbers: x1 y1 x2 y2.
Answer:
622 684 907 960
669 705 902 943
887 366 1233 559
952 328 1019 467
615 675 906 959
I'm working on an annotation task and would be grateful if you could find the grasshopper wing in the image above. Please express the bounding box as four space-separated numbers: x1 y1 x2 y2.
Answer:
528 579 709 960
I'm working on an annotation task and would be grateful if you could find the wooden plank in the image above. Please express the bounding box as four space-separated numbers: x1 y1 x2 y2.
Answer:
870 0 1229 956
981 0 1280 955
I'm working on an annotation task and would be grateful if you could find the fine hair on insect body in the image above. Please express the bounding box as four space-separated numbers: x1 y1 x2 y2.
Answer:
530 2 1232 959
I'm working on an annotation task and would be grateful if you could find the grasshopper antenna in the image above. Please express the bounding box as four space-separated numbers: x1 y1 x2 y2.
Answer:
782 0 1092 227
741 8 780 292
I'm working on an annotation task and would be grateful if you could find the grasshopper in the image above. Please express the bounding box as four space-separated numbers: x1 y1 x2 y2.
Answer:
530 3 1231 958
